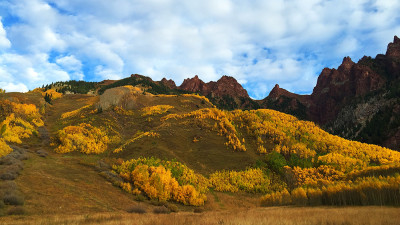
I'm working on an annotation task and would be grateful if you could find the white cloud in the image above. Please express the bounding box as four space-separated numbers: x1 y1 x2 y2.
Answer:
0 0 399 98
0 82 29 93
56 55 82 72
0 18 10 50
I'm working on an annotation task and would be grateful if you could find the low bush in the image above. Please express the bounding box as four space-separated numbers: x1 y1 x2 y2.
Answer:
3 192 24 205
99 171 123 185
134 194 147 202
7 206 26 215
36 150 48 158
193 207 204 213
153 206 170 214
126 205 146 214
166 203 179 213
0 172 17 180
0 181 17 190
0 157 18 166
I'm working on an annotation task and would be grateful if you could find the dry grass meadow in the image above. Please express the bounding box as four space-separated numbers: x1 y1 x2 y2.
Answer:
1 206 399 225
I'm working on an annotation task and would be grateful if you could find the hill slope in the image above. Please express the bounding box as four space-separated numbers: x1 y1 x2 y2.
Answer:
0 87 399 217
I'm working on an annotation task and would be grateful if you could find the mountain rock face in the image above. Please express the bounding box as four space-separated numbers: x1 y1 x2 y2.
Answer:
310 56 385 124
263 36 400 150
179 75 257 110
386 35 400 58
179 75 249 98
159 78 177 89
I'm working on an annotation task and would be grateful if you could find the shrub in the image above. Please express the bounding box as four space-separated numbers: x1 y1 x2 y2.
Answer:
0 157 18 166
7 206 26 215
153 206 170 214
3 192 24 205
166 203 179 213
0 172 18 180
0 200 5 209
193 207 204 213
99 171 123 185
95 160 112 172
134 194 147 202
0 181 17 190
36 150 48 158
126 205 146 214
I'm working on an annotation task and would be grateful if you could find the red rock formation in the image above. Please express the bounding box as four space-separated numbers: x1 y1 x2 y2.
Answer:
159 78 177 89
179 75 208 94
386 36 400 58
310 56 385 124
179 75 249 98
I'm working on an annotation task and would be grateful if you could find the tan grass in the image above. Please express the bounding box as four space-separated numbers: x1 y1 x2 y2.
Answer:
2 206 399 225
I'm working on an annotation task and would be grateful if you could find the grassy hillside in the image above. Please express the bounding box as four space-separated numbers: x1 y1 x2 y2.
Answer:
0 86 400 217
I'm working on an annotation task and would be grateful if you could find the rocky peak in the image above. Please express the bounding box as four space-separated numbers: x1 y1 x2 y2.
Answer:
214 76 249 98
386 35 400 57
179 75 206 93
268 84 289 100
338 56 355 72
160 78 176 89
179 75 249 98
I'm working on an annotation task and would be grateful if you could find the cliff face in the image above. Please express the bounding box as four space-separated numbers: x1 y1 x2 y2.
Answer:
263 36 400 150
310 56 385 124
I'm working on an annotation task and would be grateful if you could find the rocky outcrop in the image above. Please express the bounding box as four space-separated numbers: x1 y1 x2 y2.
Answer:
310 56 385 124
178 75 255 110
386 35 400 58
179 75 249 99
179 75 208 94
98 86 150 110
159 78 177 89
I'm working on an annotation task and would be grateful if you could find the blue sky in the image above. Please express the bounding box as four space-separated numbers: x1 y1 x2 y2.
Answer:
0 0 400 99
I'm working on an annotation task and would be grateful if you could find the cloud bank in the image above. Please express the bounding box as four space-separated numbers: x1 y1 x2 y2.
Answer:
0 0 399 98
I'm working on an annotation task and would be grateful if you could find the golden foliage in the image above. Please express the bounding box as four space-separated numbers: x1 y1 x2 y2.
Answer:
141 105 174 116
113 106 134 116
113 131 159 153
61 105 92 119
262 173 400 206
260 188 291 206
54 123 109 154
287 165 344 187
0 138 12 157
43 89 63 100
209 168 270 193
229 109 400 166
181 94 213 105
113 158 208 206
0 100 43 147
318 153 366 172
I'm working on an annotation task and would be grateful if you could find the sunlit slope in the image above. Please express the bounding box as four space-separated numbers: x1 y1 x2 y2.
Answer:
2 85 399 211
52 86 400 176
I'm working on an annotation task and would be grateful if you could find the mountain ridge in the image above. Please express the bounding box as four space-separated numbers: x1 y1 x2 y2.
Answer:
33 36 400 150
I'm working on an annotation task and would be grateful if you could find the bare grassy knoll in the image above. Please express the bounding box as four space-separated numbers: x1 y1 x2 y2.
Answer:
1 206 399 225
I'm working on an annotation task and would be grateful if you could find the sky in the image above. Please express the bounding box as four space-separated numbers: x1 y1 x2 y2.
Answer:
0 0 400 99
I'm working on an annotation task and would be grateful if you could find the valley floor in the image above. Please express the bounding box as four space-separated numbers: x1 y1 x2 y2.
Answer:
1 206 399 225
